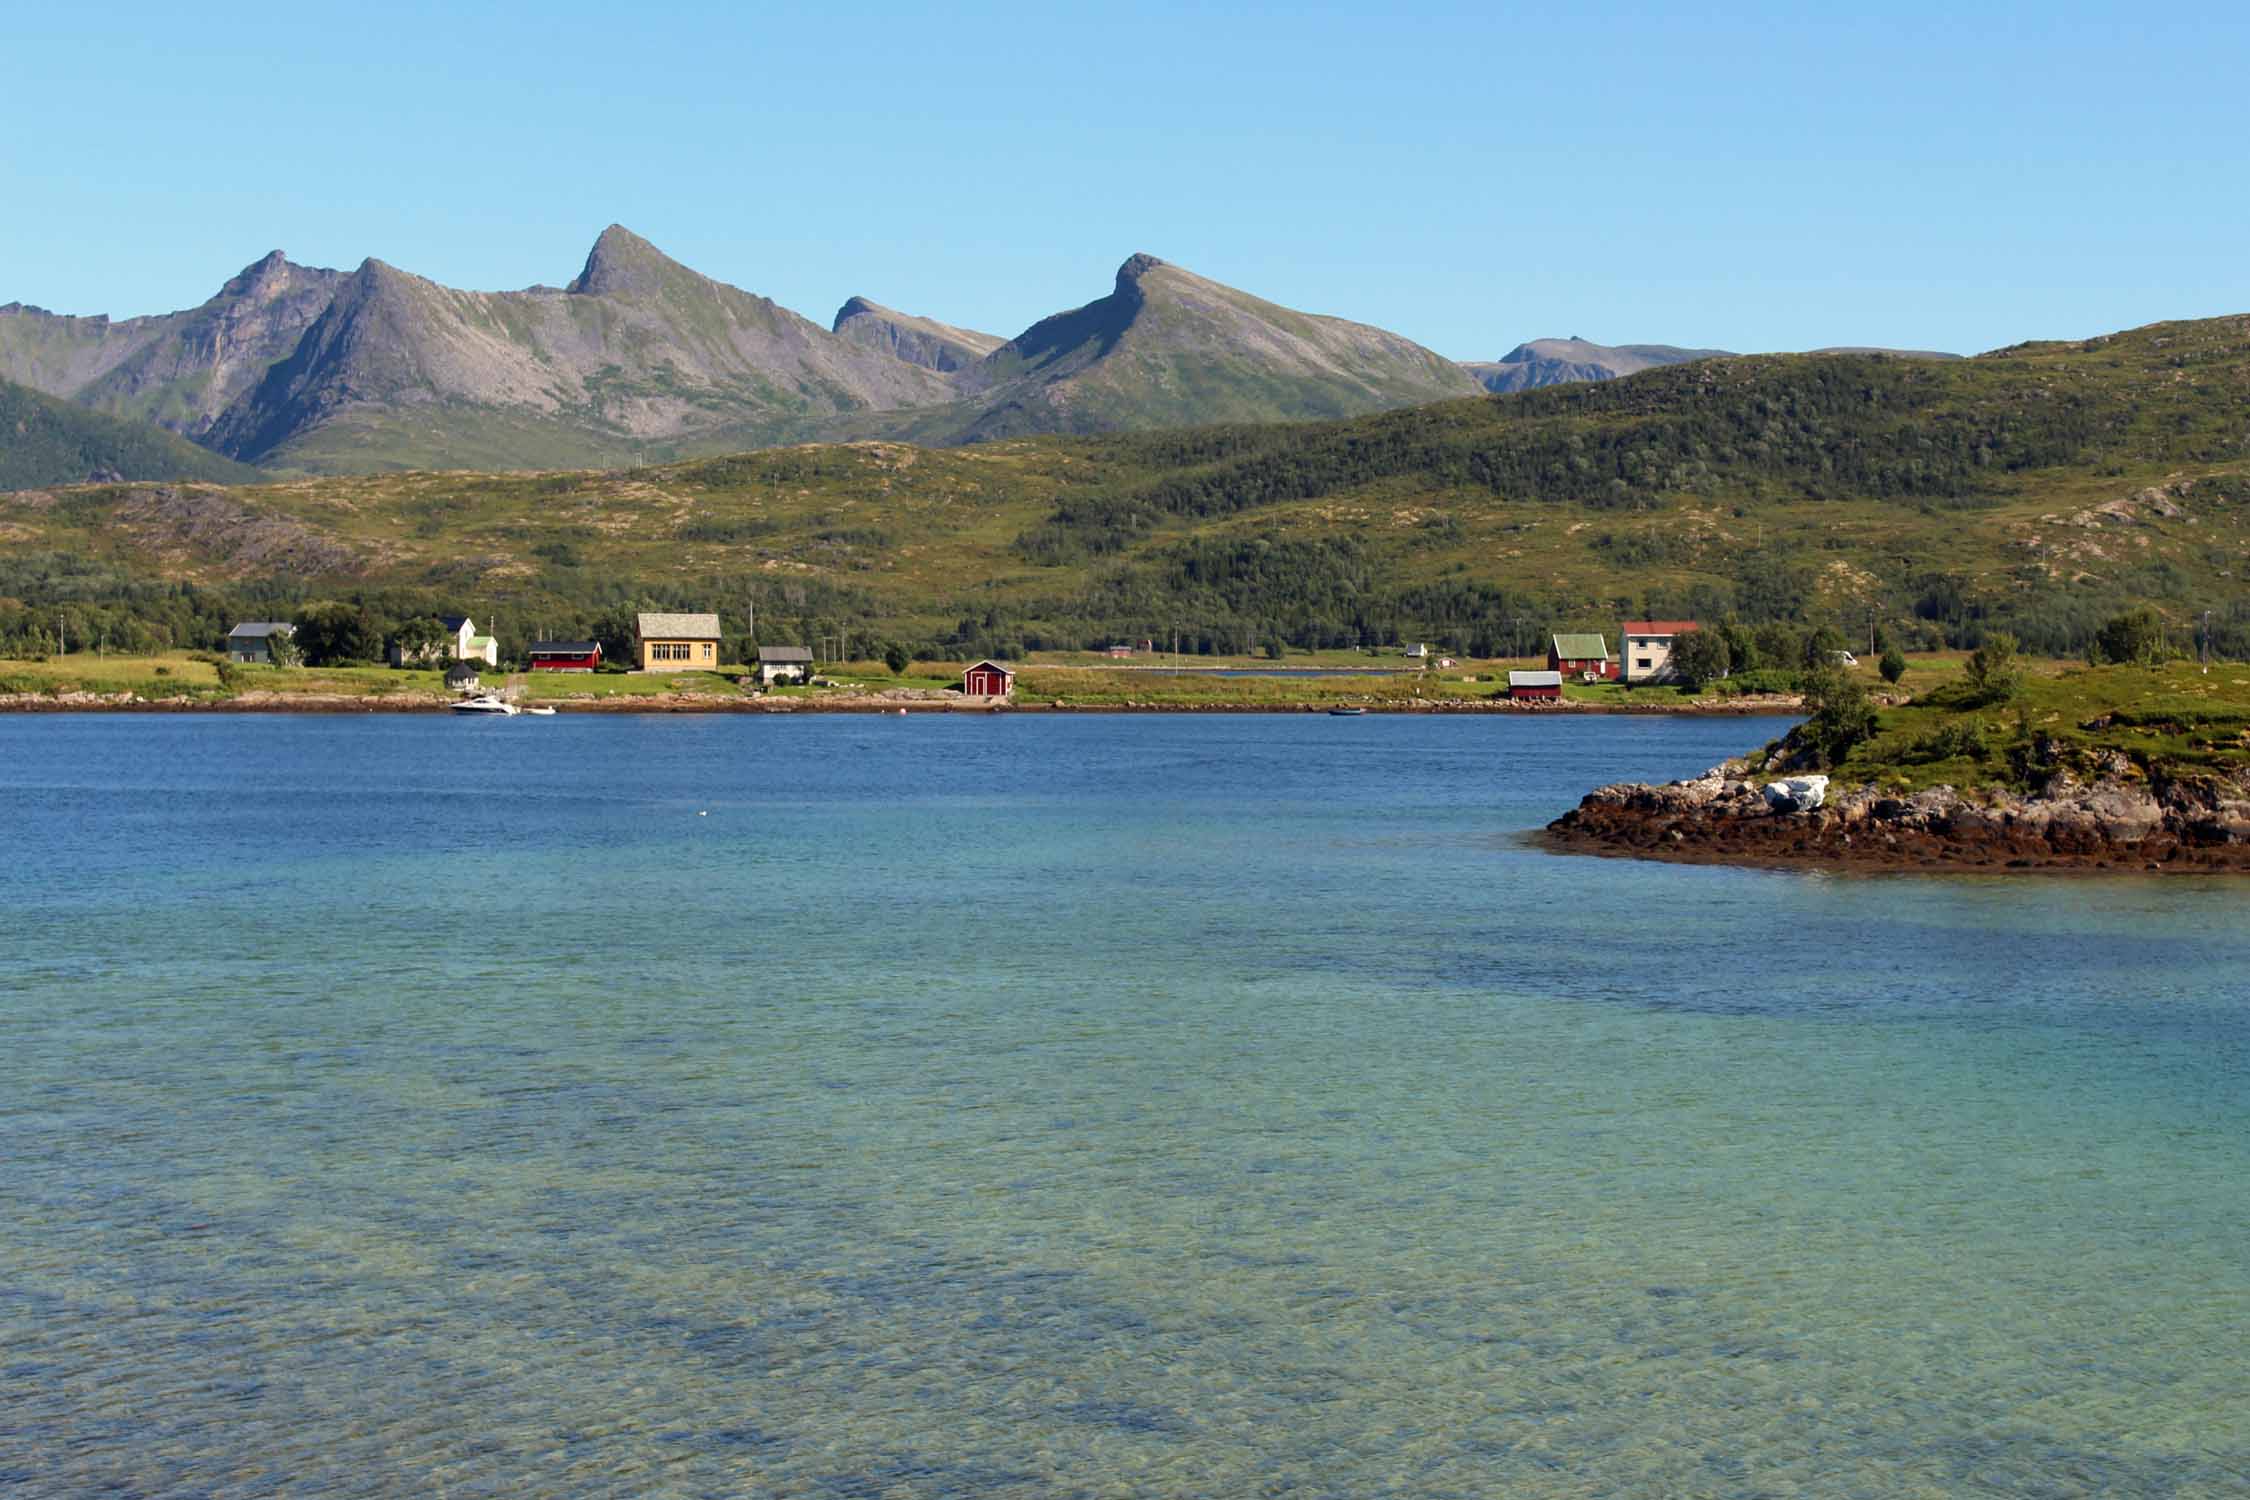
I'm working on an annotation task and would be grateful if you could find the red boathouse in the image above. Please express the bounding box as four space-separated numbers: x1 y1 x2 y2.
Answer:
1508 669 1564 701
529 640 603 672
962 659 1016 697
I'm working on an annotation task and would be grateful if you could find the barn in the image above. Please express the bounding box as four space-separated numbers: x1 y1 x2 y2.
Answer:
1508 669 1564 701
961 659 1016 697
529 640 603 672
1548 633 1616 681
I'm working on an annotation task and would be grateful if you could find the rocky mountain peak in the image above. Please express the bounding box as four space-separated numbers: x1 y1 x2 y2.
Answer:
832 295 881 329
1116 253 1167 288
569 225 680 298
215 250 298 301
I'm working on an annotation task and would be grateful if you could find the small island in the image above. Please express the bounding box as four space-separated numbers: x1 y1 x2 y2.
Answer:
1545 643 2250 873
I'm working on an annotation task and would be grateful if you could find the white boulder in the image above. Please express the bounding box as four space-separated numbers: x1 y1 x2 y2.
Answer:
1763 775 1829 813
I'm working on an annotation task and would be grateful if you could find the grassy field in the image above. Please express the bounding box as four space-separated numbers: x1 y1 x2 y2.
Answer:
0 652 227 699
1809 661 2250 793
516 669 748 700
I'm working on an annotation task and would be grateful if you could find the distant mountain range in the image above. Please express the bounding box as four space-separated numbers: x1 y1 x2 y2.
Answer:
1461 338 1735 393
0 229 1966 482
0 231 1486 476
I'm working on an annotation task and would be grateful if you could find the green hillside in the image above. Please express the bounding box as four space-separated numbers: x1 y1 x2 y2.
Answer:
4 313 2248 662
0 378 266 490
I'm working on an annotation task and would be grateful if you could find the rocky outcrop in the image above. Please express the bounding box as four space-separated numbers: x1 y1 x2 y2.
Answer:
1545 763 2250 872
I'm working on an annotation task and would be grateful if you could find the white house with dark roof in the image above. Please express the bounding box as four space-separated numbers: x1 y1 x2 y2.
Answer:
756 645 813 685
224 622 296 664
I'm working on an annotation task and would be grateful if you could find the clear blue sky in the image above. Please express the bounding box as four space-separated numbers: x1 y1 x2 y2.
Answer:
6 1 2244 358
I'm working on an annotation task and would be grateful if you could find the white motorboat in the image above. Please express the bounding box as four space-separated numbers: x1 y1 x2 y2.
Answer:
522 706 557 716
451 695 519 715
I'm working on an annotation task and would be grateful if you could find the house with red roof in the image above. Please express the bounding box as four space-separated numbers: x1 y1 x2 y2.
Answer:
1620 620 1699 684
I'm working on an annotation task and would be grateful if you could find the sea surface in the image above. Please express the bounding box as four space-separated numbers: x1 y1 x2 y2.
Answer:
3 713 2246 1499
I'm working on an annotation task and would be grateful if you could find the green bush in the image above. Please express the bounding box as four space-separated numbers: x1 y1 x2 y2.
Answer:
1965 632 2024 705
1668 628 1733 690
1879 645 1907 683
2088 606 2174 666
1904 720 1987 763
1797 665 1879 767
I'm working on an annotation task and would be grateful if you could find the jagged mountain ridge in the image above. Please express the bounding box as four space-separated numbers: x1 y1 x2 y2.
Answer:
896 253 1488 443
1462 337 1734 394
205 228 960 470
5 232 1658 473
0 253 345 439
831 297 1004 373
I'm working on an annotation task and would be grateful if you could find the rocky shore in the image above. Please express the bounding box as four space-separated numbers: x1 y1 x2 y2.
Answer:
1544 759 2250 873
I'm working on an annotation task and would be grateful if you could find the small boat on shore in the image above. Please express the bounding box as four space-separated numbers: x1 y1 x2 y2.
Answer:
1328 706 1367 716
451 695 519 716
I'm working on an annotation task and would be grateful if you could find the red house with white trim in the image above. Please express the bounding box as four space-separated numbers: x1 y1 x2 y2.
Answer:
1547 632 1617 681
529 640 603 672
962 660 1016 697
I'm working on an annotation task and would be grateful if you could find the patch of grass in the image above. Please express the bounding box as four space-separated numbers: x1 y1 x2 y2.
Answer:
1015 667 1465 708
518 670 745 700
1830 661 2250 792
0 651 226 699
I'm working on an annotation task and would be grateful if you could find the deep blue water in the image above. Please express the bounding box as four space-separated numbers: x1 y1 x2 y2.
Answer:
2 713 2247 1498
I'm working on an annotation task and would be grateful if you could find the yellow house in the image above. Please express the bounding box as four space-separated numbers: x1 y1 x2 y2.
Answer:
637 611 721 671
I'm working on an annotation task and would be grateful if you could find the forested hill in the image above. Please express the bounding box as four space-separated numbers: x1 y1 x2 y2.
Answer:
4 313 2249 663
0 378 266 489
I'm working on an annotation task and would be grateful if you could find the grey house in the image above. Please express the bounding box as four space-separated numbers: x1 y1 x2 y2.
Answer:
756 645 814 686
224 622 296 664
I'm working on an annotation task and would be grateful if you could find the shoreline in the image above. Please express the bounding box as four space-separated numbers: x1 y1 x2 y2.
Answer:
1542 767 2250 876
0 692 1805 717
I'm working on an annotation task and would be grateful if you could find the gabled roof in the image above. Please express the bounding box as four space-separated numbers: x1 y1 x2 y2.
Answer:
1509 670 1564 687
758 645 813 664
444 661 481 680
637 611 720 639
964 659 1018 675
530 640 601 654
1551 632 1610 659
1621 620 1700 636
226 621 294 638
440 614 471 631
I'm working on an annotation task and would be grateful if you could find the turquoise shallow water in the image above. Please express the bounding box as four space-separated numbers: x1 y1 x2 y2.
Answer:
2 712 2247 1498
